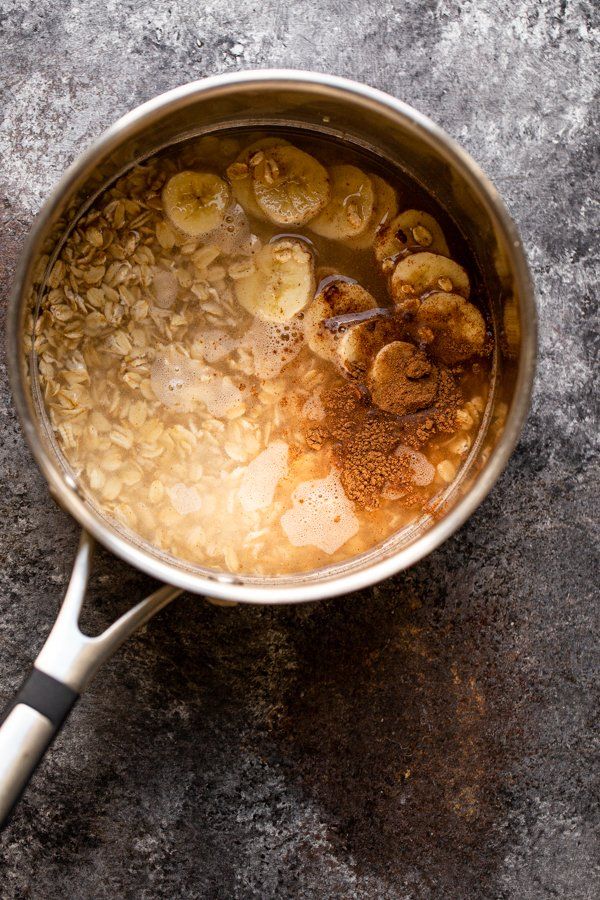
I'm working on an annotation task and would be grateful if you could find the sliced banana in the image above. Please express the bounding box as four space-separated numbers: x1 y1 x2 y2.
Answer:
336 315 400 376
390 252 470 305
374 210 449 269
304 280 377 362
251 145 330 226
412 292 486 364
162 171 231 237
152 268 179 309
344 175 398 250
310 165 375 240
234 238 314 323
367 340 439 416
227 138 289 221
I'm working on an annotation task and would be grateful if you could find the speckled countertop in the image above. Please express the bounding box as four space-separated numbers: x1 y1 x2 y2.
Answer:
0 1 598 898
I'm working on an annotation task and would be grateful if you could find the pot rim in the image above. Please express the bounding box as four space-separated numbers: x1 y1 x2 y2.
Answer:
6 69 537 604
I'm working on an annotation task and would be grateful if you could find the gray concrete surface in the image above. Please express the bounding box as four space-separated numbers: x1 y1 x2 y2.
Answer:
0 1 598 897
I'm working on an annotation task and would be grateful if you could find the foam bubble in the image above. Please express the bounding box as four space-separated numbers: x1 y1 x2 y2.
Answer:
195 329 238 363
203 203 253 256
302 390 325 421
150 353 206 412
280 471 359 554
152 269 179 308
242 316 304 380
167 483 202 515
151 352 243 417
238 441 289 512
201 374 244 417
395 445 435 486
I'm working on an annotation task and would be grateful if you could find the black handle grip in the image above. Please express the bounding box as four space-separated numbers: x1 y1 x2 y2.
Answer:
1 667 79 729
0 668 79 828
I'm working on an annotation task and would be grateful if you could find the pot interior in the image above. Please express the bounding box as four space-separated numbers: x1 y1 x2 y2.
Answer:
10 75 535 598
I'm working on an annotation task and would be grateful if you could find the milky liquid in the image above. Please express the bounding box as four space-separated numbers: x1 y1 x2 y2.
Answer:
35 129 493 576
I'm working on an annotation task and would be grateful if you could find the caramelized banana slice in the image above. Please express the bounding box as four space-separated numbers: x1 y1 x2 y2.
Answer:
367 340 439 416
374 210 449 268
234 238 315 323
252 145 330 226
227 138 290 221
345 175 398 250
162 171 231 237
310 165 375 240
336 315 401 376
413 292 486 364
304 280 377 362
391 252 470 303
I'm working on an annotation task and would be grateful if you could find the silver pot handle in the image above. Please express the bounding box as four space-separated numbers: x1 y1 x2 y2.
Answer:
0 531 181 827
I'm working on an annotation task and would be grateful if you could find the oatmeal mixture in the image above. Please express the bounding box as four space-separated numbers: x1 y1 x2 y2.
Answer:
31 132 492 575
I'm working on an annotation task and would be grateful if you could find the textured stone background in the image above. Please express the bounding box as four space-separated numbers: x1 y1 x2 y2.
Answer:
0 1 598 897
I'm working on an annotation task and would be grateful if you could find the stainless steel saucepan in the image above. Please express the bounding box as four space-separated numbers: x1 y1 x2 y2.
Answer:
0 70 536 825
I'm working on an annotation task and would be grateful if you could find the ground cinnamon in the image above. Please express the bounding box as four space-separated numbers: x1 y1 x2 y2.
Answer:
367 340 439 416
304 357 461 510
